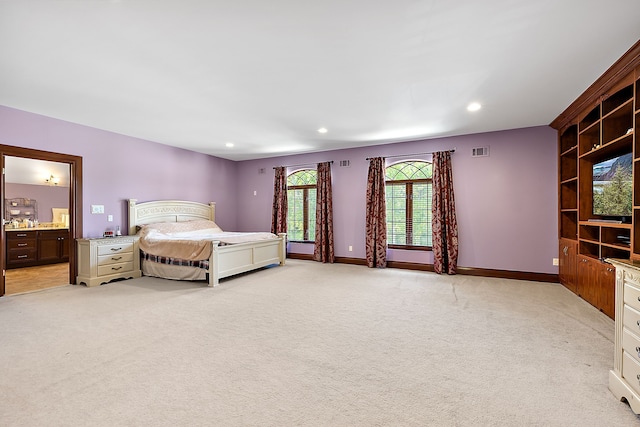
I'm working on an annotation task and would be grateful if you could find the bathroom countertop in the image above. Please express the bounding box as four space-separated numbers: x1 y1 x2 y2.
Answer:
5 226 69 231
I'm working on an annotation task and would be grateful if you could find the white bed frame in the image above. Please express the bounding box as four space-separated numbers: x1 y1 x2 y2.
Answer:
128 199 286 286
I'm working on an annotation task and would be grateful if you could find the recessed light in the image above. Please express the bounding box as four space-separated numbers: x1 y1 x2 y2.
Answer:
467 102 482 112
317 127 328 134
225 142 234 148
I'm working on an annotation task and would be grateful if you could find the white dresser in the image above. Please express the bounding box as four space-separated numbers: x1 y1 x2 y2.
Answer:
607 259 640 414
77 236 141 287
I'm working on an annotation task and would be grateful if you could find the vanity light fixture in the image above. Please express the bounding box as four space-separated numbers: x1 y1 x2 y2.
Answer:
317 127 328 134
225 142 235 148
45 174 60 186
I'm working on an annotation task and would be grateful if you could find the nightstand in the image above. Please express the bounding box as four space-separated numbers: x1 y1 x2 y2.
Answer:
76 235 141 287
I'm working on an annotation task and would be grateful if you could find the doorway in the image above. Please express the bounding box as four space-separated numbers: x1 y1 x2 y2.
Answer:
0 145 82 297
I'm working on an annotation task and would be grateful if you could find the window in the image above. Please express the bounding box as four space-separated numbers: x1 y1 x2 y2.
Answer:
385 161 432 248
287 169 317 242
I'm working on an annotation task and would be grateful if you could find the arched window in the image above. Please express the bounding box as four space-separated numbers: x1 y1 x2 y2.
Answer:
287 169 317 242
385 160 432 248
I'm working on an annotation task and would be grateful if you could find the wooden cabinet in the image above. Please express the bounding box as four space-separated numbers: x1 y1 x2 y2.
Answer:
5 229 69 269
77 236 141 287
576 255 616 319
38 229 69 263
6 230 37 268
552 41 640 321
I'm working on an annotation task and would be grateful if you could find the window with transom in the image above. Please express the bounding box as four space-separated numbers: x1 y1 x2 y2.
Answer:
287 169 317 242
385 160 432 248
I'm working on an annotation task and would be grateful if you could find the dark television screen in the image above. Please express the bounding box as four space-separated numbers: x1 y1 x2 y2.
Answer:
592 152 633 217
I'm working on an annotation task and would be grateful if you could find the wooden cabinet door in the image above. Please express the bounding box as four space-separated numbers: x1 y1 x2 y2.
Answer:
598 263 616 319
559 239 577 293
59 232 70 261
38 232 61 262
577 256 599 308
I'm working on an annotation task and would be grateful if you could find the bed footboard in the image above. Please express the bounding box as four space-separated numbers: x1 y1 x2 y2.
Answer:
208 233 286 286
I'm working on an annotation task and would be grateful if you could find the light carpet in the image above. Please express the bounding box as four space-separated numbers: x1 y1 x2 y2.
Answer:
0 260 638 426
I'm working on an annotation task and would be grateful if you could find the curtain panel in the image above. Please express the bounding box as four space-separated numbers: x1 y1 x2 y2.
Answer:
432 151 459 274
314 162 335 263
365 157 387 268
271 166 288 235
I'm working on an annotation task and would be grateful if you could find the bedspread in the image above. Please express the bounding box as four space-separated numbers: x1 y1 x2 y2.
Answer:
138 220 278 261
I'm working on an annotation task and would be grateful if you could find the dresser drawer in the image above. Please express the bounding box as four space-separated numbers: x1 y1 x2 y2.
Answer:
623 351 640 396
97 242 133 256
98 261 133 277
624 282 640 311
624 304 640 336
623 328 640 364
98 251 134 266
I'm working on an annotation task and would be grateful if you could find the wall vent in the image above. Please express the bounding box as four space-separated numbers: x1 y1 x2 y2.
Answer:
258 168 266 174
472 147 489 157
339 160 351 167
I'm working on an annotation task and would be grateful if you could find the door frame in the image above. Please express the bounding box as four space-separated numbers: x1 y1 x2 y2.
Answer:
0 145 82 296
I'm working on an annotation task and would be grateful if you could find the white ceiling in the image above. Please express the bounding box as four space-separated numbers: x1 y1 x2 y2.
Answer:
5 156 70 187
1 1 639 161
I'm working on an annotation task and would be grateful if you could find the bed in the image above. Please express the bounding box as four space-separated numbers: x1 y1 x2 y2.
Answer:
128 199 286 286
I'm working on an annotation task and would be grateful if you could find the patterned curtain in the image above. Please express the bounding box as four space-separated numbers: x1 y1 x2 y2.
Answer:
314 162 334 263
271 166 287 235
432 151 458 274
365 157 387 268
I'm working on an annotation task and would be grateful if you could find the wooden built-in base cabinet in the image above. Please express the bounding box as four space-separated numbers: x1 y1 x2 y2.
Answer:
6 228 70 269
576 255 615 319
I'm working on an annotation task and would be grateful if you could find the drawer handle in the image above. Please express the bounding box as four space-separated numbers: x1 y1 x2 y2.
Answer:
17 243 27 247
110 247 123 252
16 233 27 237
17 255 28 259
111 266 122 271
111 256 123 261
637 347 640 358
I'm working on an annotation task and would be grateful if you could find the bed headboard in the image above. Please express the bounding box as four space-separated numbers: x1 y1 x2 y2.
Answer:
128 199 216 235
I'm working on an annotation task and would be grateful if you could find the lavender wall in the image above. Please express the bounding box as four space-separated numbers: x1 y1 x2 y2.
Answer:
0 106 238 238
5 183 68 222
235 126 559 274
0 105 558 274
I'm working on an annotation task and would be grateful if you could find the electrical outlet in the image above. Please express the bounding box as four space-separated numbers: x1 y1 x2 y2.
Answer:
107 215 113 222
91 205 104 214
552 258 559 266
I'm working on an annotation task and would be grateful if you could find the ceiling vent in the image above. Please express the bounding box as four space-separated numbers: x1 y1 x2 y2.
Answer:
339 160 350 167
472 147 489 157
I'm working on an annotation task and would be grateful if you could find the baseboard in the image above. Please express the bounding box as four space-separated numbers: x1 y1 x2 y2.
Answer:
286 253 559 283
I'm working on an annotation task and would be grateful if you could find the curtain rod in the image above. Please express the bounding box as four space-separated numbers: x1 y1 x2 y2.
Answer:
273 160 333 169
366 148 455 161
